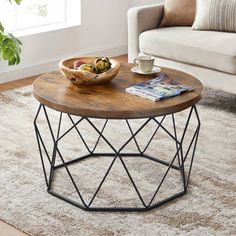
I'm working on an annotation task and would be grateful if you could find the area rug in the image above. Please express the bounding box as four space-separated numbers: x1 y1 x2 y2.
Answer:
0 86 235 236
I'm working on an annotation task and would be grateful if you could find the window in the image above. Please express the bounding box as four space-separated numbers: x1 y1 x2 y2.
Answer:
0 0 81 36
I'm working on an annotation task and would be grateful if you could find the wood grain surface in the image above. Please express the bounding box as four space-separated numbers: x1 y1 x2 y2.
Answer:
33 64 204 119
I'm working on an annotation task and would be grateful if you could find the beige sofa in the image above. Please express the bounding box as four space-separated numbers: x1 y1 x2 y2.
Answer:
128 3 236 94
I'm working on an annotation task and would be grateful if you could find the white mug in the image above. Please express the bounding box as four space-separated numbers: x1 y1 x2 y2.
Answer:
134 56 156 73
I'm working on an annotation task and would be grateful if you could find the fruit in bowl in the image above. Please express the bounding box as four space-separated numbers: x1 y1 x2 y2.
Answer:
93 57 112 73
77 63 94 73
74 60 86 69
74 57 112 74
59 56 120 86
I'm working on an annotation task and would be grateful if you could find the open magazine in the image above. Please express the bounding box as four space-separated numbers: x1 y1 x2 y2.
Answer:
126 74 194 102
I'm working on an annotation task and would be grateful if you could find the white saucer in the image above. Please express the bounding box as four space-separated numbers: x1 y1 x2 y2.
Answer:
131 66 161 75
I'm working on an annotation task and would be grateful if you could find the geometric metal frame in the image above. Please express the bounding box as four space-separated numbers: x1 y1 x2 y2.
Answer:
34 104 201 212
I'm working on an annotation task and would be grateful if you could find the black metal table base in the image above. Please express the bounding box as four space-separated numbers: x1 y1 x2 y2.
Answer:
34 105 200 212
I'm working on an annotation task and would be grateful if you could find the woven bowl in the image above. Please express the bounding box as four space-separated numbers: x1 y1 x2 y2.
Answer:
58 57 120 86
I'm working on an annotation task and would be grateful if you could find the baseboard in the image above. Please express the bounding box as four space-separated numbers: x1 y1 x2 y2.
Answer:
0 44 127 83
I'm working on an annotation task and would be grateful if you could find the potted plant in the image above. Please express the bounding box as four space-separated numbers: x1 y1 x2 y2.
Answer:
0 0 22 65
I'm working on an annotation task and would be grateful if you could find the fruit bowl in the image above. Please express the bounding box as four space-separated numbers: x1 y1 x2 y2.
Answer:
58 57 120 86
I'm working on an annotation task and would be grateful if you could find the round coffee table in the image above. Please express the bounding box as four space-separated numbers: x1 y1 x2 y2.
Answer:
33 63 203 212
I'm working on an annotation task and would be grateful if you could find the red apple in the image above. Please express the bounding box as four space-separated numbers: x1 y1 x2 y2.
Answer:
74 60 86 69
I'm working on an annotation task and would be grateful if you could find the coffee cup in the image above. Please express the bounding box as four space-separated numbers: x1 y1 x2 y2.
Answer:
134 56 156 73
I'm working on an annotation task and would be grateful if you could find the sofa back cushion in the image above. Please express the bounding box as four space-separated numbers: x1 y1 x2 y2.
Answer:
160 0 196 27
192 0 236 32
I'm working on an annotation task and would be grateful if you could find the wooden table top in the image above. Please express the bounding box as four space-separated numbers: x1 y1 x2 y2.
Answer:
33 64 204 119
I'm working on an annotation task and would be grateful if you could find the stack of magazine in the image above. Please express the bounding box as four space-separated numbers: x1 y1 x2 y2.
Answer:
125 74 194 102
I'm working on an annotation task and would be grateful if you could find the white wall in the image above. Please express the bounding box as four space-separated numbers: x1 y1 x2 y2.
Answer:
0 0 166 83
131 0 163 6
0 0 130 83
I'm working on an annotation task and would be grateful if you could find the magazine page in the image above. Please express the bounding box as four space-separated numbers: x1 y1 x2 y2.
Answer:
126 74 194 102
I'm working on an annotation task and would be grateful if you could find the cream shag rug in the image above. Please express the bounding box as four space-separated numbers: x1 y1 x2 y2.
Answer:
0 86 235 236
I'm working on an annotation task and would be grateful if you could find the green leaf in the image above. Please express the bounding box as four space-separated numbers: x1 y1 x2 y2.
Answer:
0 34 22 65
2 46 14 60
15 53 20 64
8 33 15 39
15 0 22 5
15 37 22 45
8 56 16 65
2 38 12 45
8 33 22 45
0 0 22 65
0 33 3 42
0 22 4 33
8 0 22 5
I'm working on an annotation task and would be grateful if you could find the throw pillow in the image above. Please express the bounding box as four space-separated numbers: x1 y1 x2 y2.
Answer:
192 0 236 32
160 0 196 27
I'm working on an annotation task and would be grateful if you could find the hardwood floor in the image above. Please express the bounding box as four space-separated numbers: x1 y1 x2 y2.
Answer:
0 75 39 92
0 54 128 235
0 220 28 236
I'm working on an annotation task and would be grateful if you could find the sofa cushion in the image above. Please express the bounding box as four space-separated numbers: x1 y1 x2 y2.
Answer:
160 0 196 27
139 27 236 75
192 0 236 33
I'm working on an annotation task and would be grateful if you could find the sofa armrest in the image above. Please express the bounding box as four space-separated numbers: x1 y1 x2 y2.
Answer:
128 4 164 62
